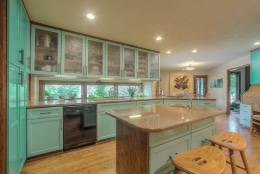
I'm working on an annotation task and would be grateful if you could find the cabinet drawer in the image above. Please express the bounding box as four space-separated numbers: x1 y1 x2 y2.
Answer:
97 102 136 112
150 100 163 105
27 107 63 120
191 117 215 131
197 100 216 108
136 101 151 106
191 125 215 148
149 134 191 174
240 104 251 115
149 124 191 147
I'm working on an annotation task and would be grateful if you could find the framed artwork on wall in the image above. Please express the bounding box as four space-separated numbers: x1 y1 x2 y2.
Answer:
210 78 223 88
173 75 190 91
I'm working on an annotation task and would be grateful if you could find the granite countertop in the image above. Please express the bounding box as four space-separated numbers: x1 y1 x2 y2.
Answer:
26 96 216 108
106 104 224 132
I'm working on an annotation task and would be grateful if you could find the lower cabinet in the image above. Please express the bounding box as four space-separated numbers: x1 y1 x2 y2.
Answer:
240 103 251 127
164 99 198 106
197 100 216 108
97 102 136 141
149 134 191 174
149 117 215 174
136 100 163 106
27 107 63 157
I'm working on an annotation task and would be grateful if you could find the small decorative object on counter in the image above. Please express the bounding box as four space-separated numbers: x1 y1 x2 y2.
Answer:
58 94 65 100
137 92 146 98
127 86 136 97
66 93 77 100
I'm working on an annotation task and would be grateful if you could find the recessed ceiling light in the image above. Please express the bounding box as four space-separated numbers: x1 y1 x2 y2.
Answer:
254 42 260 45
192 49 197 53
155 36 162 41
166 51 171 54
86 13 95 19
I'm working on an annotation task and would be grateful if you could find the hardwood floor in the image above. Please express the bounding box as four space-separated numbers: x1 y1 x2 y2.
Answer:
21 112 260 174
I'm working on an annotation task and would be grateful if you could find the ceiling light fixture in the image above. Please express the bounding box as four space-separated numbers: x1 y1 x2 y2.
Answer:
254 42 260 45
192 49 197 53
86 13 95 19
185 64 195 71
156 36 162 40
166 51 171 54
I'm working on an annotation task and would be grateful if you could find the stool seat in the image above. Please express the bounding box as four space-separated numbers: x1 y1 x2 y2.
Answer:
171 146 226 174
209 132 250 174
209 132 247 151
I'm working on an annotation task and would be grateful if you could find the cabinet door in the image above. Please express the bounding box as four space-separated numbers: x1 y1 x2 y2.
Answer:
123 46 136 78
150 52 160 80
86 38 105 76
27 117 63 157
7 0 19 66
19 0 28 70
7 63 19 174
137 49 149 79
61 32 85 76
136 101 152 106
240 104 251 127
106 42 122 77
149 134 191 174
31 25 61 74
250 49 260 84
191 125 215 148
97 112 116 140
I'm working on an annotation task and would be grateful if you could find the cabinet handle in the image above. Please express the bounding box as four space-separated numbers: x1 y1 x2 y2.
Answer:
86 66 88 75
60 120 62 131
121 69 123 77
19 49 24 65
40 112 51 115
19 71 24 87
201 139 208 143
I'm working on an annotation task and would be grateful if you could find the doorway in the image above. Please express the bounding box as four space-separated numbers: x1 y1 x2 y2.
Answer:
227 65 250 113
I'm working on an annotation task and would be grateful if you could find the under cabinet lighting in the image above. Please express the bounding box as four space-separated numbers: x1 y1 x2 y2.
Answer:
254 42 260 45
86 13 95 19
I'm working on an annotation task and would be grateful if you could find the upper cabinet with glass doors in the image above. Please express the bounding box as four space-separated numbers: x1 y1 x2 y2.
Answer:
86 38 105 77
137 49 149 79
150 52 160 80
123 46 137 78
106 42 122 77
61 32 85 76
31 25 61 74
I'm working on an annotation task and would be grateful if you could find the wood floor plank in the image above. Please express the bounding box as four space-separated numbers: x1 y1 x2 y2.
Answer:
21 112 260 174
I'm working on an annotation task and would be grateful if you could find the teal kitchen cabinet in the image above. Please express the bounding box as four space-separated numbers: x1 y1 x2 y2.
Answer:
136 100 163 106
191 126 215 148
7 0 28 69
250 49 260 84
105 42 123 77
31 24 61 74
97 102 136 141
61 32 85 76
240 104 251 127
122 45 137 78
27 107 63 157
163 99 198 106
197 100 216 108
149 52 160 80
150 100 163 105
7 0 29 173
137 49 149 79
86 37 106 77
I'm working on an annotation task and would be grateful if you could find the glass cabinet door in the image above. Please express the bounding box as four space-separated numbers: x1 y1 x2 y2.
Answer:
87 38 105 76
61 32 85 76
106 42 122 77
123 46 136 78
137 50 148 79
31 25 61 74
150 52 160 80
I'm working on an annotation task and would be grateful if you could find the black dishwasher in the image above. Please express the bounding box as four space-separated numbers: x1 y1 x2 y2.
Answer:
63 105 96 151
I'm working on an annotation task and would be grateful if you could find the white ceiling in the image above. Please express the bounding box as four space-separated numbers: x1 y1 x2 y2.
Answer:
23 0 260 71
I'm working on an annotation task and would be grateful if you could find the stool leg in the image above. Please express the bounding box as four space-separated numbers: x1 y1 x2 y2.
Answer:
229 149 237 174
173 167 181 174
240 151 251 174
219 145 223 150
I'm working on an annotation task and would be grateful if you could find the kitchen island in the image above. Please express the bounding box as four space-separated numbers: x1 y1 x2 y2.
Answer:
106 104 224 174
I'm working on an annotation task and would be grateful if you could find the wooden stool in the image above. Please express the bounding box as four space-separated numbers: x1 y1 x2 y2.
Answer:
171 146 226 174
209 132 250 174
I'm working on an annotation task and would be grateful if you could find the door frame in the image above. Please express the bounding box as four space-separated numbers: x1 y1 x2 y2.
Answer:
0 0 7 173
226 64 250 114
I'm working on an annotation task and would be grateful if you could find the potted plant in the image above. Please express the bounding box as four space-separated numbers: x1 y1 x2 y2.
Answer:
43 91 53 100
127 86 136 97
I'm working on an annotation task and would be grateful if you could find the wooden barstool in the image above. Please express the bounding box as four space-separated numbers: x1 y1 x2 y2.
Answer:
171 146 226 174
209 132 250 174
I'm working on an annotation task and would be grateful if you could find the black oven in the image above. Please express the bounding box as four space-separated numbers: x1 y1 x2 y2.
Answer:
63 105 96 151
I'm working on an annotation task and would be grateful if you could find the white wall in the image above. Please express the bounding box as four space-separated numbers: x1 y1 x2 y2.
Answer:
207 54 250 110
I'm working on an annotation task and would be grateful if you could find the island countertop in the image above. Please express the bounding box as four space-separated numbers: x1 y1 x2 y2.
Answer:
106 104 224 132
